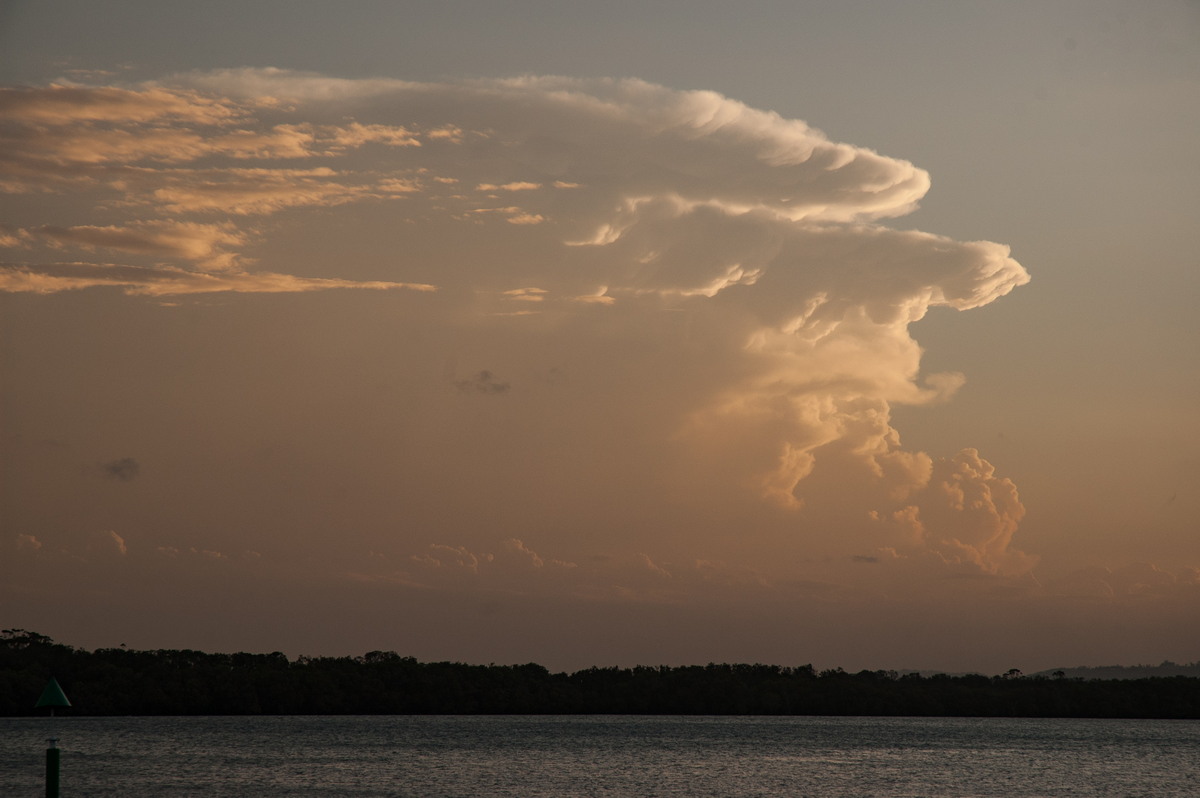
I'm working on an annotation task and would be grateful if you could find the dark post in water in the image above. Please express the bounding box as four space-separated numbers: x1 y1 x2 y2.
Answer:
35 677 71 798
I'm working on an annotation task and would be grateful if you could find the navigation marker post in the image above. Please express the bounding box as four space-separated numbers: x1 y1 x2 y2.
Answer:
35 677 71 798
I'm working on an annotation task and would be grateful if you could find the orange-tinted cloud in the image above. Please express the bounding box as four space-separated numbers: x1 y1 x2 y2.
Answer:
0 261 435 296
29 221 247 269
2 71 1046 637
0 84 240 125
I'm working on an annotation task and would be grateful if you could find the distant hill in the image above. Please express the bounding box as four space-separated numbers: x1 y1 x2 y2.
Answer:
1032 662 1200 680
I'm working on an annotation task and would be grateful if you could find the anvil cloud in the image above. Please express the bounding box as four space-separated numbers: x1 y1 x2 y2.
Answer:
3 71 1062 668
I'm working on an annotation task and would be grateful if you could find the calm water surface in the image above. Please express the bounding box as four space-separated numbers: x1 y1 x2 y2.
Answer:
2 715 1197 797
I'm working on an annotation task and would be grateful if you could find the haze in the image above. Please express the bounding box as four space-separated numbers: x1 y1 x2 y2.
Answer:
2 1 1198 674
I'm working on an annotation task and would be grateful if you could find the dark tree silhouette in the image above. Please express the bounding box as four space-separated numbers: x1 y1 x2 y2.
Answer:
3 631 1198 718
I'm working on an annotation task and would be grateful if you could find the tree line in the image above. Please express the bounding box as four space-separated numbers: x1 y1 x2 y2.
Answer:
3 629 1198 718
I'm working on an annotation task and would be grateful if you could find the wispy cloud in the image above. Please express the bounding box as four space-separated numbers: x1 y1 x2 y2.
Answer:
29 221 247 270
477 181 541 192
0 84 239 125
149 168 385 215
0 261 436 296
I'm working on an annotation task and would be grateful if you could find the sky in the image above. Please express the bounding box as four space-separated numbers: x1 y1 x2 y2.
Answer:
1 0 1198 675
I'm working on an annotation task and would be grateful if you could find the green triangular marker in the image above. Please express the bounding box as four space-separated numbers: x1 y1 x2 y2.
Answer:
35 677 71 709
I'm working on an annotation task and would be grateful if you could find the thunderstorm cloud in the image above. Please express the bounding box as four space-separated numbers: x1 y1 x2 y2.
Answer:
2 72 1046 659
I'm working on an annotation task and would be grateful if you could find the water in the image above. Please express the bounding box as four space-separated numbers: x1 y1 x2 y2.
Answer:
2 715 1198 797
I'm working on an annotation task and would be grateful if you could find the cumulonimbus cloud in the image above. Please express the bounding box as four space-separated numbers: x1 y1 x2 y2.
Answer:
1 70 1033 574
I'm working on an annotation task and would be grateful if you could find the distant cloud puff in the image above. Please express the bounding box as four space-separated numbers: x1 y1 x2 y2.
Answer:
454 370 511 395
101 457 140 481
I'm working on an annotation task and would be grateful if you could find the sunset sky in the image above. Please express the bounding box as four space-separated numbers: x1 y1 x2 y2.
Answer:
2 1 1198 675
